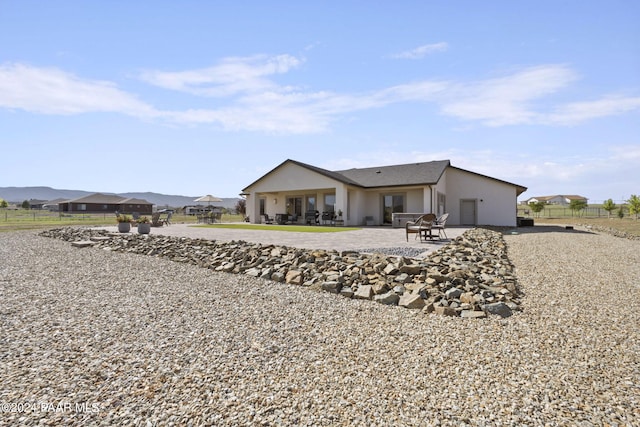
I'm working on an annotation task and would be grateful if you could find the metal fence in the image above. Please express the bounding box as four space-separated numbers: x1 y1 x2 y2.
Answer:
517 207 616 218
1 210 114 222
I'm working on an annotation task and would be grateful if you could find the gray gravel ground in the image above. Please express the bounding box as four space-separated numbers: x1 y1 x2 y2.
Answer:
1 226 639 426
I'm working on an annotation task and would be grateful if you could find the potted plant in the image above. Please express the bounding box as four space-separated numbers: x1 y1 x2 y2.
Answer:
136 216 151 234
116 214 132 233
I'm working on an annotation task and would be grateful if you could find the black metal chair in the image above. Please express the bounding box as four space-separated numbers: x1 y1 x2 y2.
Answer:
321 211 335 225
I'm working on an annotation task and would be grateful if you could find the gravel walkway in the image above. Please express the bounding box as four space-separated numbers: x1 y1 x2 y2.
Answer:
1 226 639 426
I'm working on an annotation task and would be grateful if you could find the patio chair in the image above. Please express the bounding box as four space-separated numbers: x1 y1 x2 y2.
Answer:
432 213 449 239
321 211 335 225
151 212 163 227
262 214 274 224
405 213 437 242
305 211 316 225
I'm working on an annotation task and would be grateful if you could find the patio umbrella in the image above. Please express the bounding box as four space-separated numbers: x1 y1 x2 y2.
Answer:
194 194 223 208
194 194 223 212
195 194 223 204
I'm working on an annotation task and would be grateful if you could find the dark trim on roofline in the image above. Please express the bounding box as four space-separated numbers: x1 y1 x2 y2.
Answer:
448 165 527 196
242 159 364 192
243 159 527 196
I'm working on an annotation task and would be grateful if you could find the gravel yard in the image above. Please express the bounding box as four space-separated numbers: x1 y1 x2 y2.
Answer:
1 227 639 426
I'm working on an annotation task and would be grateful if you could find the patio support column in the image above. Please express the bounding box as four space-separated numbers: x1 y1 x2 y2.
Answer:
249 194 261 224
423 187 433 213
336 185 348 224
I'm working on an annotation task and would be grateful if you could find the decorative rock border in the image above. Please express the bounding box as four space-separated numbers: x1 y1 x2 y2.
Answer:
40 227 522 318
579 223 640 240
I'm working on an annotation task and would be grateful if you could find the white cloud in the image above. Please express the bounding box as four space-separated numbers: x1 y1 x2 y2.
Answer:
0 63 159 118
545 95 640 125
374 81 449 103
139 54 304 97
435 66 640 127
609 144 640 161
437 65 577 126
390 42 449 59
2 58 639 134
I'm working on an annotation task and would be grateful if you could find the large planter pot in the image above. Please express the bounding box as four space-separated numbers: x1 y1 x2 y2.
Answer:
137 223 151 234
117 222 131 233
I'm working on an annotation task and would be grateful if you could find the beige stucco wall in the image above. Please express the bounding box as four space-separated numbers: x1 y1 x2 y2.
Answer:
444 168 518 226
247 162 338 194
245 162 348 224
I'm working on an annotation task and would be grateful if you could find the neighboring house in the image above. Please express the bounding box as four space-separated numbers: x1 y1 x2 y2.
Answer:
42 198 68 211
58 193 154 214
26 199 48 209
523 195 588 206
242 159 527 227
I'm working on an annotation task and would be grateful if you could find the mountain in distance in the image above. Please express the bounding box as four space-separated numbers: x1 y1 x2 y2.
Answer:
0 187 240 209
120 192 240 210
0 186 93 202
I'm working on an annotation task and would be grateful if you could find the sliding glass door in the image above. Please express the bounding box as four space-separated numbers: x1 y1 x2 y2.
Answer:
286 197 303 217
382 194 404 224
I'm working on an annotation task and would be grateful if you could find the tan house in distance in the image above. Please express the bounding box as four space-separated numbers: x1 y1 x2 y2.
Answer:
58 193 154 215
522 195 588 206
242 159 527 227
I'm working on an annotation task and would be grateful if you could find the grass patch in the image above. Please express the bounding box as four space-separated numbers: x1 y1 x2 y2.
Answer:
194 223 361 233
0 211 115 232
0 210 245 232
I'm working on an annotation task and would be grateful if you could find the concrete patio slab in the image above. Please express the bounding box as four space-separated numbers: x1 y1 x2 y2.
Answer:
104 224 470 256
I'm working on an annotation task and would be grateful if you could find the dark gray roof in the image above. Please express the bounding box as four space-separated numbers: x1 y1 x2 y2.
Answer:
335 160 450 187
64 193 153 205
287 160 362 186
43 198 69 205
243 159 527 195
120 197 154 205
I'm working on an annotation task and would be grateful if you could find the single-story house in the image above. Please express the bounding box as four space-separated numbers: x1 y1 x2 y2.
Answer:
522 195 588 206
242 159 527 227
58 193 154 215
26 199 48 210
42 198 68 211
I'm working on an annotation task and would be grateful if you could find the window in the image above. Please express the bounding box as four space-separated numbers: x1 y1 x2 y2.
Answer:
306 196 316 213
324 194 335 212
286 197 303 216
437 192 446 216
77 204 87 211
259 198 265 215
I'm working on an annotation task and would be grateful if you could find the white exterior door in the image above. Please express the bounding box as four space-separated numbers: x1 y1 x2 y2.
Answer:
460 199 477 225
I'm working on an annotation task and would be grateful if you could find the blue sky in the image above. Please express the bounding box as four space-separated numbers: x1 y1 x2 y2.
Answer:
1 1 638 202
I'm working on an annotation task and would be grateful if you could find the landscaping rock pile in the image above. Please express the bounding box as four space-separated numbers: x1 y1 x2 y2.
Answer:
580 223 640 240
40 227 521 317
